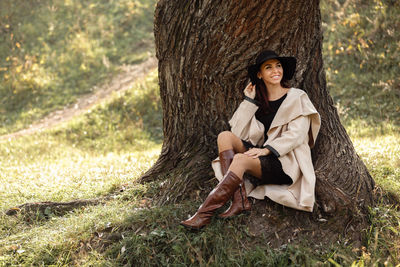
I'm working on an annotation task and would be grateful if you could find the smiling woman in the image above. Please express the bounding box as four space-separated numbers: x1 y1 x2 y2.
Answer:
258 60 284 86
180 50 321 230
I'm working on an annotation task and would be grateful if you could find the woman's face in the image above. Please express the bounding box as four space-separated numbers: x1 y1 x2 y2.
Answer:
257 59 283 86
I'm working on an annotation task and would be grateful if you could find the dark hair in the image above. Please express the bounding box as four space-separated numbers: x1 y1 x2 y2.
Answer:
255 79 290 113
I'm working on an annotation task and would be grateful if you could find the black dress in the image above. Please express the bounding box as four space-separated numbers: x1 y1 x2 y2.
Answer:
242 94 293 186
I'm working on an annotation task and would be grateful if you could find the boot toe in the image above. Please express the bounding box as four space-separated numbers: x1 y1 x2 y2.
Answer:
180 214 211 230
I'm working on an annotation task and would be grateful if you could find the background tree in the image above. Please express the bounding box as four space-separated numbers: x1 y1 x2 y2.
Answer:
144 0 375 218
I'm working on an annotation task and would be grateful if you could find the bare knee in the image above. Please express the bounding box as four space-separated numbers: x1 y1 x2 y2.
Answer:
231 153 251 169
217 131 246 153
230 153 261 178
217 131 234 143
217 131 236 148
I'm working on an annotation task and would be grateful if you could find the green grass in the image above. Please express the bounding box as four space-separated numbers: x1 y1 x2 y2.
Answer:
0 70 163 265
51 69 162 153
0 72 399 265
344 121 400 266
0 0 157 135
0 70 161 211
346 120 400 196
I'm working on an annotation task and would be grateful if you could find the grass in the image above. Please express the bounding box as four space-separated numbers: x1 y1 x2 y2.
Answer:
0 69 161 210
347 121 400 196
0 70 163 265
343 120 400 266
0 71 399 265
0 0 157 135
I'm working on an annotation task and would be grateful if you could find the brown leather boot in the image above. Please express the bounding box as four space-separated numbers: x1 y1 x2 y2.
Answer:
218 149 251 218
180 171 242 230
219 149 235 175
218 179 251 218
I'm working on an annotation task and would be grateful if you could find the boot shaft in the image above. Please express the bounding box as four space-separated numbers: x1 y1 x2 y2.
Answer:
219 149 235 175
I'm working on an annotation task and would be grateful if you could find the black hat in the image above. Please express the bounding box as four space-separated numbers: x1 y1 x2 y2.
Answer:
247 50 297 85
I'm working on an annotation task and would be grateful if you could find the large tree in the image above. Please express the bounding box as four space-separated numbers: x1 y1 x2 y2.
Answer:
143 0 375 220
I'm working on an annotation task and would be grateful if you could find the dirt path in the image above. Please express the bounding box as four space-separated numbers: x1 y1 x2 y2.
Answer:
1 57 158 140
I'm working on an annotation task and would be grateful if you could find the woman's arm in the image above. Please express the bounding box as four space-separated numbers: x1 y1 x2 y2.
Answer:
244 147 270 158
229 100 258 133
229 100 265 145
229 83 264 144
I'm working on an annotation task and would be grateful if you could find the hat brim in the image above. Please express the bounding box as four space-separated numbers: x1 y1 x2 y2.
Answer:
247 56 296 85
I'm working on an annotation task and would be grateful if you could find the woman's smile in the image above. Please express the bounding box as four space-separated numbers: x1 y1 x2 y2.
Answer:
258 59 283 85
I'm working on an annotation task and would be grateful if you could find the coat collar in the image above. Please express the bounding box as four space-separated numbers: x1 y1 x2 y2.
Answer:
268 88 321 147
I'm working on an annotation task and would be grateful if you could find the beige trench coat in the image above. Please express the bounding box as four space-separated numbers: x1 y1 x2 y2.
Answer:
212 88 321 212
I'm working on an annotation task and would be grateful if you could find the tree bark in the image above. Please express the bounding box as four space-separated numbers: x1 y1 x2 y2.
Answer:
144 0 375 215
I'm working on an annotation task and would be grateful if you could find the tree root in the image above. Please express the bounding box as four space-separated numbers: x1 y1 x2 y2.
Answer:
5 197 109 220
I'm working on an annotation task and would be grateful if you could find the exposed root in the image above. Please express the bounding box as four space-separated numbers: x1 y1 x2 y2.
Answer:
5 197 109 220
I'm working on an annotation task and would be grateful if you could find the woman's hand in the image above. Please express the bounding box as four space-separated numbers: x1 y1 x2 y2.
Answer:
244 148 270 159
244 82 256 99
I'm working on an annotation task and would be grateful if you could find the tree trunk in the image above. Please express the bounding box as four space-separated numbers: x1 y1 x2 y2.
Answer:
144 0 375 215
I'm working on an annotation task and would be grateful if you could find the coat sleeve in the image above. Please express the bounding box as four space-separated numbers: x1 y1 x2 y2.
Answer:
264 115 311 157
229 100 264 145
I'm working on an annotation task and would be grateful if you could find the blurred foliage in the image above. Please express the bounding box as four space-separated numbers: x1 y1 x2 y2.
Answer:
0 0 156 134
321 0 400 126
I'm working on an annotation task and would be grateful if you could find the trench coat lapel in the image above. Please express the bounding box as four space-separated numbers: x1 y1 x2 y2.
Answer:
267 88 320 148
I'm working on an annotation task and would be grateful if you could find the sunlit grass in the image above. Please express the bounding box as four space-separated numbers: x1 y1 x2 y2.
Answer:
0 70 161 211
344 119 400 196
353 134 400 195
0 68 163 265
339 119 400 265
0 135 162 265
0 136 160 211
0 198 157 265
0 118 162 264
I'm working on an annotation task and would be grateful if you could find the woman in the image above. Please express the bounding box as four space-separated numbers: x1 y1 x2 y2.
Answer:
180 50 321 230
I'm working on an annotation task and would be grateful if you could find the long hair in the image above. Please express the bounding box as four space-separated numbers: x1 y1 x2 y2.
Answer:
254 79 290 114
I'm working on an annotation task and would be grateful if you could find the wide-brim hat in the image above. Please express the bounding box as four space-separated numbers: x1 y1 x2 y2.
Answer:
247 50 297 85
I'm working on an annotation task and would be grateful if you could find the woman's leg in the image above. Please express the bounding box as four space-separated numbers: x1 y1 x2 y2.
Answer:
180 170 242 230
228 153 262 179
217 131 247 154
180 134 261 229
216 132 260 218
218 153 261 219
217 131 246 176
